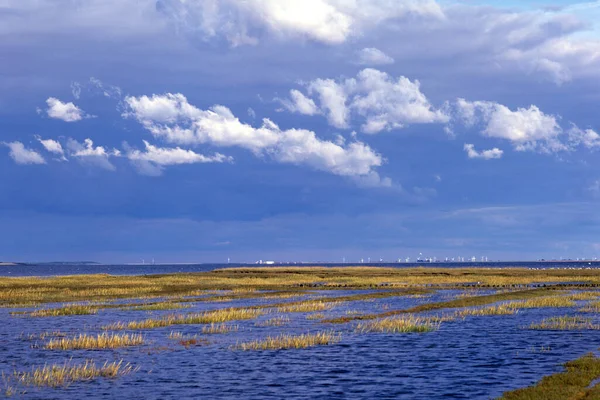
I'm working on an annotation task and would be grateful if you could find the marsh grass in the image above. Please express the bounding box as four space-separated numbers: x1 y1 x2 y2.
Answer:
565 291 600 301
579 301 600 313
14 360 136 388
306 313 326 320
123 302 191 311
454 304 518 318
506 297 576 309
323 287 560 324
528 316 600 331
201 323 238 334
13 305 98 317
277 300 342 313
500 353 600 399
5 267 593 308
256 316 290 327
104 308 264 330
236 331 341 351
45 333 144 350
356 316 440 334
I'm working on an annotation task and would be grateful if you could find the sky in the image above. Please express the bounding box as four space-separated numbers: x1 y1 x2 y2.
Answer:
2 0 600 263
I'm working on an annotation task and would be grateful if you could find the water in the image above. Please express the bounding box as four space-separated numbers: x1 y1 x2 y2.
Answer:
1 290 599 399
2 261 600 277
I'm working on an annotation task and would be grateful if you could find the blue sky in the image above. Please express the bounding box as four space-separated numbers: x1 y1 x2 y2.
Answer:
2 0 600 263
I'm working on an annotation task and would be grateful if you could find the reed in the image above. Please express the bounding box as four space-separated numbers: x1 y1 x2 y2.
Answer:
356 316 440 333
17 305 98 317
123 302 191 311
15 360 135 388
454 304 518 318
256 316 290 327
236 331 341 351
528 316 600 331
45 333 144 350
500 353 600 399
201 323 238 334
105 308 264 330
277 300 341 313
306 313 326 320
506 297 576 309
578 301 600 313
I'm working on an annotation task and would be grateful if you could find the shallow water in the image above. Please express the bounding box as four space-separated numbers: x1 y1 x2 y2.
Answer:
1 290 600 399
3 260 600 277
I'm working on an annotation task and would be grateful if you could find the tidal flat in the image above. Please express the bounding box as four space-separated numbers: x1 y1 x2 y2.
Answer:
2 266 600 399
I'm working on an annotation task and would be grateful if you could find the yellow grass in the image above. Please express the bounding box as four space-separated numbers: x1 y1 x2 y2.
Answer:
505 297 576 309
15 360 135 388
256 316 290 327
529 316 600 330
104 308 263 330
356 316 441 333
277 300 341 313
3 267 598 306
45 333 144 350
201 323 238 334
236 331 341 351
306 313 326 320
454 304 518 318
14 305 98 317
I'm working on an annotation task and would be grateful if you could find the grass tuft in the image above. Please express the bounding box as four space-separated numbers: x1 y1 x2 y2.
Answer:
201 323 238 334
45 333 144 350
454 304 518 318
528 316 600 331
236 331 341 351
356 316 440 333
14 360 136 388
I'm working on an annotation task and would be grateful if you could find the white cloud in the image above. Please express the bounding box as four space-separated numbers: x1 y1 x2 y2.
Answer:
454 99 563 153
567 126 600 150
157 0 444 46
284 68 449 133
463 144 503 160
124 93 389 185
307 79 350 128
356 47 394 65
36 136 67 161
45 98 87 122
277 89 320 116
2 141 46 165
66 138 119 171
126 140 232 176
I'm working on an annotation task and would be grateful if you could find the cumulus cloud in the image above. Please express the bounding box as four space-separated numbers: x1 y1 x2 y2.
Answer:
277 89 320 116
284 68 449 133
125 140 232 176
356 47 394 65
156 0 444 46
567 126 600 150
45 98 88 122
66 138 119 171
2 141 46 165
36 136 67 161
463 144 503 160
123 93 390 185
454 99 563 153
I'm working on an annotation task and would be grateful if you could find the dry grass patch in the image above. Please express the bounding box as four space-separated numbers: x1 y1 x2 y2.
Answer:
201 323 238 334
306 313 326 320
123 302 191 311
236 331 341 351
277 300 342 313
45 333 144 350
528 316 600 331
14 360 136 388
13 305 98 317
356 316 441 334
454 304 518 318
105 308 263 330
506 297 576 309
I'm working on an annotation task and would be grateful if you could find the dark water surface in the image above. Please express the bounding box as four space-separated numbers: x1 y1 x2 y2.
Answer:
1 290 600 399
2 261 600 277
